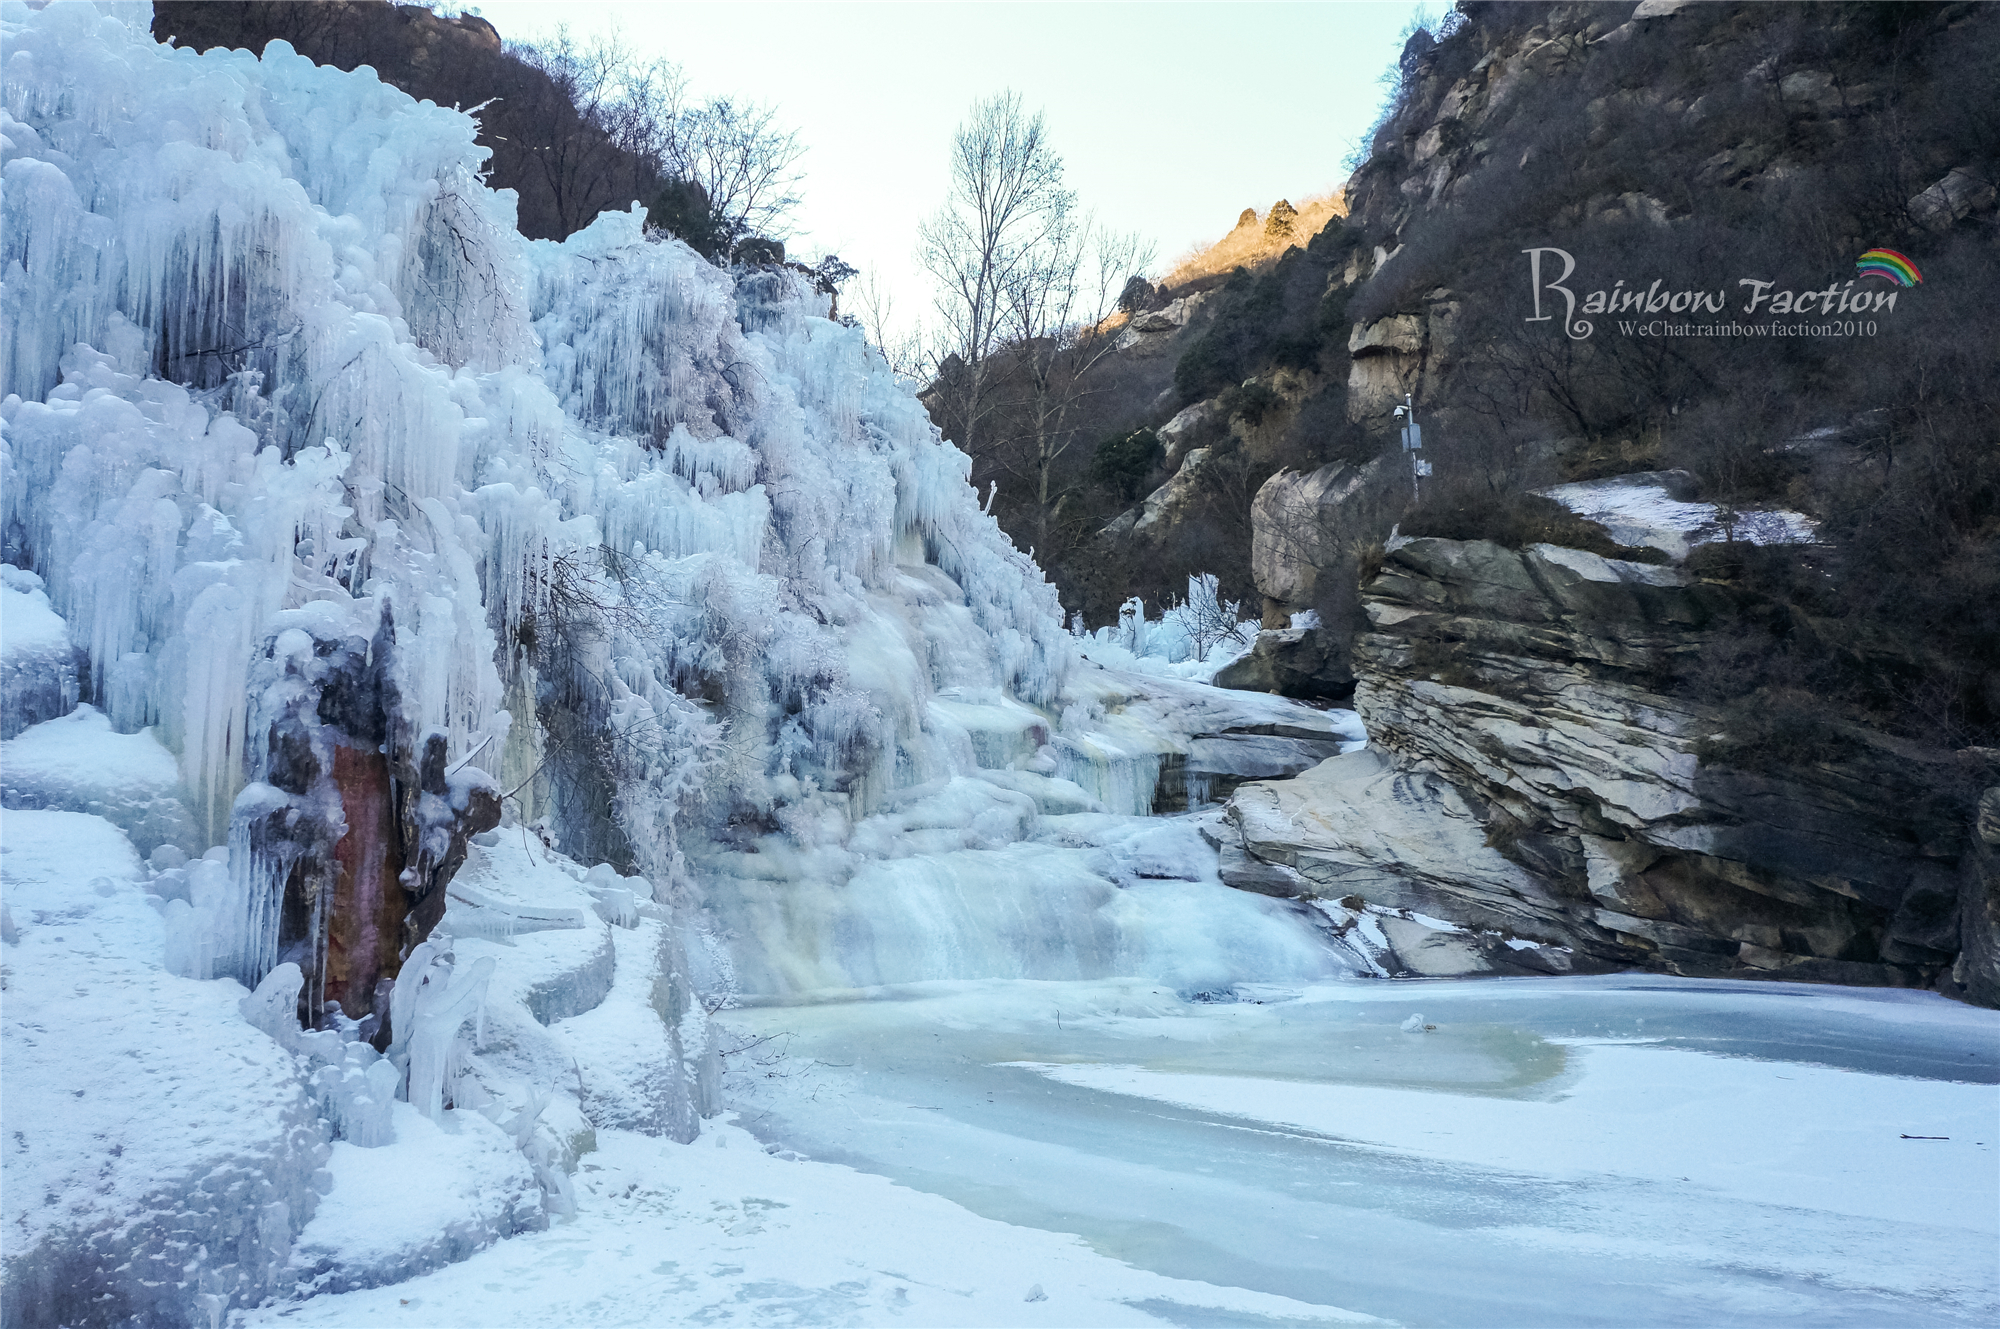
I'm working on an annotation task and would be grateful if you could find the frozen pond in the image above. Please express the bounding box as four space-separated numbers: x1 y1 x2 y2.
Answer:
722 975 2000 1327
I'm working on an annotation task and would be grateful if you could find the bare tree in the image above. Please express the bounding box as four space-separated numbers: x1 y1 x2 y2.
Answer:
919 91 1072 459
665 96 805 247
509 30 667 236
992 219 1154 552
849 263 928 382
513 28 804 249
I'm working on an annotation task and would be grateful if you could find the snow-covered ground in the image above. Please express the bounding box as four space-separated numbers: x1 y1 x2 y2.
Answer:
243 1118 1378 1328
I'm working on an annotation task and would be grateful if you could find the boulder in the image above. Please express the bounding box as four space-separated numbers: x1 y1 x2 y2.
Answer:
1249 458 1392 608
1156 394 1220 467
1909 167 1998 230
1130 448 1215 540
1220 749 1611 976
1211 627 1353 700
1115 293 1208 356
1348 314 1426 356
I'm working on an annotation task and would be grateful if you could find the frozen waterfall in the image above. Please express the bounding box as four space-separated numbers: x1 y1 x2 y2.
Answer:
0 6 1363 1324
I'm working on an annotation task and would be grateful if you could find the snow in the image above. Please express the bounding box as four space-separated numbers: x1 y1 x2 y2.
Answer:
0 809 328 1323
0 569 67 655
0 568 77 738
1539 471 1818 560
550 917 705 1141
245 1120 1379 1329
290 1102 543 1297
1075 574 1260 684
1022 1046 1993 1229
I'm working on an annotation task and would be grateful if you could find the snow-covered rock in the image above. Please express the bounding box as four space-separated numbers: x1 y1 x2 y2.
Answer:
288 1103 543 1297
0 811 328 1328
0 568 77 739
1539 470 1817 560
1 705 197 856
550 918 708 1142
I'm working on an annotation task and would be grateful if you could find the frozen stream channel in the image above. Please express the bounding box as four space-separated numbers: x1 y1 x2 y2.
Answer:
721 972 1999 1328
7 11 1993 1325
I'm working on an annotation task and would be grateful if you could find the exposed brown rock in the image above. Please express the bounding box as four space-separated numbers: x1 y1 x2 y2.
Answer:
325 743 404 1022
234 607 499 1027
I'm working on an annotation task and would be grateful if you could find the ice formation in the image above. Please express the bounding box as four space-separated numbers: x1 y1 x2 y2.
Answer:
0 6 1377 1323
1073 572 1258 682
0 0 1063 1313
2 1 1069 998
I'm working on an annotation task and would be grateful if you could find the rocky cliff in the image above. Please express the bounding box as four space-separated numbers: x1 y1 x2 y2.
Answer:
1217 534 2000 1004
1176 0 2000 1008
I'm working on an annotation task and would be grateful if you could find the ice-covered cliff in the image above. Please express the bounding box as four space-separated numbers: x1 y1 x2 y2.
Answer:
0 7 1374 1324
1 0 1074 996
0 2 1069 1319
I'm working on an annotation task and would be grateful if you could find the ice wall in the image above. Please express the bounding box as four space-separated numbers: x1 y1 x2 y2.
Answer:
0 0 1068 968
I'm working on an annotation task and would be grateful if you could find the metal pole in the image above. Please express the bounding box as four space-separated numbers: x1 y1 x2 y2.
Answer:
1401 392 1421 503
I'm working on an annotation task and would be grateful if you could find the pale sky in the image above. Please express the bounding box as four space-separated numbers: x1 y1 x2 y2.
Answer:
475 2 1427 339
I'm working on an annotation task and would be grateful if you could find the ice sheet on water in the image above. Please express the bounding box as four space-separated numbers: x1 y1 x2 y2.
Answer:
717 976 1999 1327
1022 1042 1999 1231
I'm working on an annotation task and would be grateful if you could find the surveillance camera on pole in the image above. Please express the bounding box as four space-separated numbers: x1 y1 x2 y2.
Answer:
1397 392 1425 500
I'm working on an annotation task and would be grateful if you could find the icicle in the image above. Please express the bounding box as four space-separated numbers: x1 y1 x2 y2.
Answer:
238 963 305 1050
389 944 496 1123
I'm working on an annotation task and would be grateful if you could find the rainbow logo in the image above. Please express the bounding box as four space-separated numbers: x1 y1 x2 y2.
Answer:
1855 248 1921 286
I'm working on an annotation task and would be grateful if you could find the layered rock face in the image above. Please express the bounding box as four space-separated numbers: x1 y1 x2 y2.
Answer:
1219 536 1999 1003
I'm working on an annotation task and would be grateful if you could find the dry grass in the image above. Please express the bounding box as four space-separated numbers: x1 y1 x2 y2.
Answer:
1160 191 1345 291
